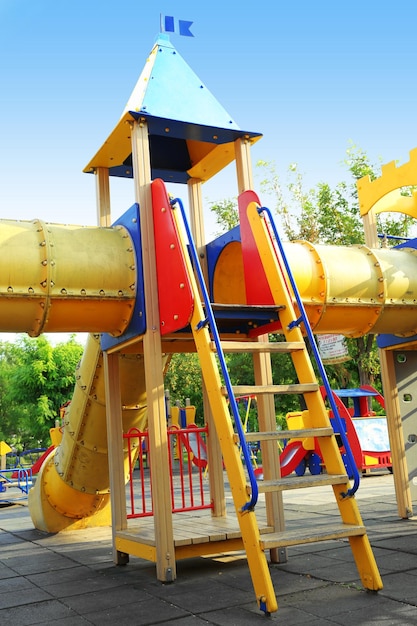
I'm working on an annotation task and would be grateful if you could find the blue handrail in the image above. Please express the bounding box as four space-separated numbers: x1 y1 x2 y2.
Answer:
171 197 258 511
258 206 360 497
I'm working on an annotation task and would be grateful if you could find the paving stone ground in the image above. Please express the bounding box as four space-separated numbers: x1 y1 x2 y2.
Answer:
1 471 416 625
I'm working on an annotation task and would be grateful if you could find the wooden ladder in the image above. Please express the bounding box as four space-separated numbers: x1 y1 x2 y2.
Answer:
171 194 383 616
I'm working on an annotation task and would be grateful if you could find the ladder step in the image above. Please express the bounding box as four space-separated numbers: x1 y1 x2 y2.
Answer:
245 427 333 442
216 340 305 354
257 473 348 492
209 303 283 335
211 303 284 315
225 383 319 396
260 523 366 549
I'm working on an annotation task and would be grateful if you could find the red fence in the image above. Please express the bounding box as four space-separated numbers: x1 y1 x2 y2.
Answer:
124 425 213 519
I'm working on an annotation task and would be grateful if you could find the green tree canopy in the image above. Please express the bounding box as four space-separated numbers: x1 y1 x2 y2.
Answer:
0 335 84 450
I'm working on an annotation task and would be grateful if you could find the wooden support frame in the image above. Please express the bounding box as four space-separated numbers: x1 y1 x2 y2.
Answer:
235 136 254 193
103 351 129 564
362 208 412 516
253 338 287 563
95 166 111 227
379 349 413 517
98 111 286 594
130 119 176 582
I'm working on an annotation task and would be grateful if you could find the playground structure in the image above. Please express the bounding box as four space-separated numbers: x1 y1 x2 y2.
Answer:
1 33 417 614
0 440 33 500
281 386 391 478
328 387 391 473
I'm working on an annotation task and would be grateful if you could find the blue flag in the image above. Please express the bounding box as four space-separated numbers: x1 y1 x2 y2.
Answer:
161 15 194 37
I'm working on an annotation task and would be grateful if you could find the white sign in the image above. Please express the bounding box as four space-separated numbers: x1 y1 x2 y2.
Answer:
317 334 350 364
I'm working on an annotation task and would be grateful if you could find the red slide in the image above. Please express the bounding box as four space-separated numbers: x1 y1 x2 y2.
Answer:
12 446 54 479
279 441 307 477
178 425 208 469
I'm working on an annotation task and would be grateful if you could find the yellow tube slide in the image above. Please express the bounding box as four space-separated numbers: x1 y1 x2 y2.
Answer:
28 334 148 531
3 218 417 339
213 240 417 338
0 219 135 336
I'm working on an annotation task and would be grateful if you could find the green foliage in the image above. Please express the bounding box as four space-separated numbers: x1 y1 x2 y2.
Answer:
258 145 414 247
209 198 239 236
0 335 84 449
164 354 204 423
257 161 362 244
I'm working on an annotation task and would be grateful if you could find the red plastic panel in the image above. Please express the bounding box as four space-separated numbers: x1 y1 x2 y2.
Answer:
238 190 274 305
151 179 194 335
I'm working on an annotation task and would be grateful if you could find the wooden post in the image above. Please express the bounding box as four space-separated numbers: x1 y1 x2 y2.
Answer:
103 352 129 564
235 136 254 193
253 340 286 563
95 167 111 227
131 119 176 582
362 208 412 516
379 349 413 518
362 211 379 249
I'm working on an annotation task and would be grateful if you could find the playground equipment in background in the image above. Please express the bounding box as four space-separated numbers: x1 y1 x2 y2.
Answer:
280 411 327 477
124 425 212 519
325 386 391 473
0 468 33 499
9 404 66 481
170 404 208 469
281 386 391 477
0 440 33 499
232 395 264 475
11 447 53 478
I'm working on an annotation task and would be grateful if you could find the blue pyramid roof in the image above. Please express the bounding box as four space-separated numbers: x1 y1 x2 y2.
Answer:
84 35 262 183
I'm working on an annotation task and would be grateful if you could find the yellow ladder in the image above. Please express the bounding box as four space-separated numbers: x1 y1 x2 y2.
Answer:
171 196 383 616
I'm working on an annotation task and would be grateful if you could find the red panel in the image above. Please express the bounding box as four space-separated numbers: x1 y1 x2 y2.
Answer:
238 190 274 305
320 387 363 470
151 179 194 335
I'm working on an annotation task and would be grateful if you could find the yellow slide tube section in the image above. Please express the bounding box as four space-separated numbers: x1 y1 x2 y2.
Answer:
28 334 149 531
0 219 136 337
213 239 417 338
3 218 417 339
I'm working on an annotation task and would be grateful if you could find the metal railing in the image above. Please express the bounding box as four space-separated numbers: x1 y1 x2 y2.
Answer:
124 426 213 519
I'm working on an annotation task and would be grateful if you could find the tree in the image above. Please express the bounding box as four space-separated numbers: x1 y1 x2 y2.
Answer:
0 342 24 449
209 198 239 236
0 335 84 449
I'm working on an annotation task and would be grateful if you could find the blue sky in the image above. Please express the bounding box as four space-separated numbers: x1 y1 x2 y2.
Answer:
0 1 416 343
1 1 416 232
